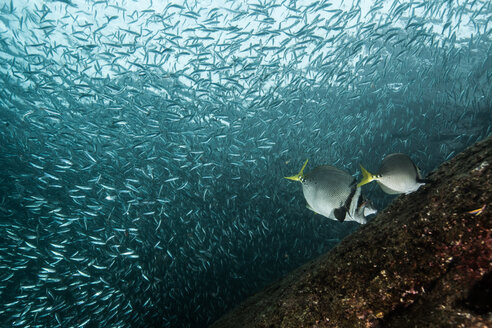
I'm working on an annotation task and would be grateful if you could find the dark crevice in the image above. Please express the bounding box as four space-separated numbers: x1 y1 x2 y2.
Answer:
458 270 492 315
379 261 457 326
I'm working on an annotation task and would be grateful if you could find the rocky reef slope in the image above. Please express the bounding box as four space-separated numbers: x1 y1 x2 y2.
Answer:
211 136 491 328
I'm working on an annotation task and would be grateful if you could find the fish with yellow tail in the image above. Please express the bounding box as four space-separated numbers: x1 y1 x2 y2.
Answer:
285 159 377 224
357 153 430 194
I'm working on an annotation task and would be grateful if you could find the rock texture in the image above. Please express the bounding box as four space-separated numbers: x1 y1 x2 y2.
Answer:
211 136 492 328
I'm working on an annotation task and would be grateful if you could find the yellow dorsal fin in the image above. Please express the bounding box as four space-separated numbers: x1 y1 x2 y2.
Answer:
357 164 376 188
284 159 308 182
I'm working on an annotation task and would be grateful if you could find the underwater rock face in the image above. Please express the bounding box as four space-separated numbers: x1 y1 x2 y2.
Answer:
211 136 492 328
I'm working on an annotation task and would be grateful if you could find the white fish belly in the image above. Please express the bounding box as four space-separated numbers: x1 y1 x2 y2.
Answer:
378 175 420 194
302 184 345 220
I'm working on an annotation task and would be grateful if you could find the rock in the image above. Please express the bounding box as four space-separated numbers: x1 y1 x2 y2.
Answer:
210 136 492 328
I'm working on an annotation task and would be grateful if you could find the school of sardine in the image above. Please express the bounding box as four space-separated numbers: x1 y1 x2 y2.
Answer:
0 0 490 327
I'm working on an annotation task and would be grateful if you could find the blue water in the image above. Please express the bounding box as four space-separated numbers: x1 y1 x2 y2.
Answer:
0 0 490 327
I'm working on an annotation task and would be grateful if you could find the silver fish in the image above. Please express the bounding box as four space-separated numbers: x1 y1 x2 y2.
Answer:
357 153 429 194
285 160 376 224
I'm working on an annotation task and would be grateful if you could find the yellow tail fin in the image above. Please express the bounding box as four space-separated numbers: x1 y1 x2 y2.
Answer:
285 159 308 182
357 164 375 188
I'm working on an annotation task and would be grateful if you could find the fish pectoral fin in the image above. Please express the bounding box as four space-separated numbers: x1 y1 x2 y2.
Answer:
333 207 346 222
357 164 375 188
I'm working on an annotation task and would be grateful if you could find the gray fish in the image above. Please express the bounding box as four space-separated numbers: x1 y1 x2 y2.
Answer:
357 153 429 194
285 160 376 224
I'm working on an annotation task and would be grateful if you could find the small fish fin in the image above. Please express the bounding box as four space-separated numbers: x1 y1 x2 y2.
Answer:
285 159 308 182
467 204 486 215
357 164 376 188
333 207 346 222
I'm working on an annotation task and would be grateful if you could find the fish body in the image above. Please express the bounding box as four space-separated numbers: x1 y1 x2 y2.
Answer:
286 160 376 224
358 153 427 194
